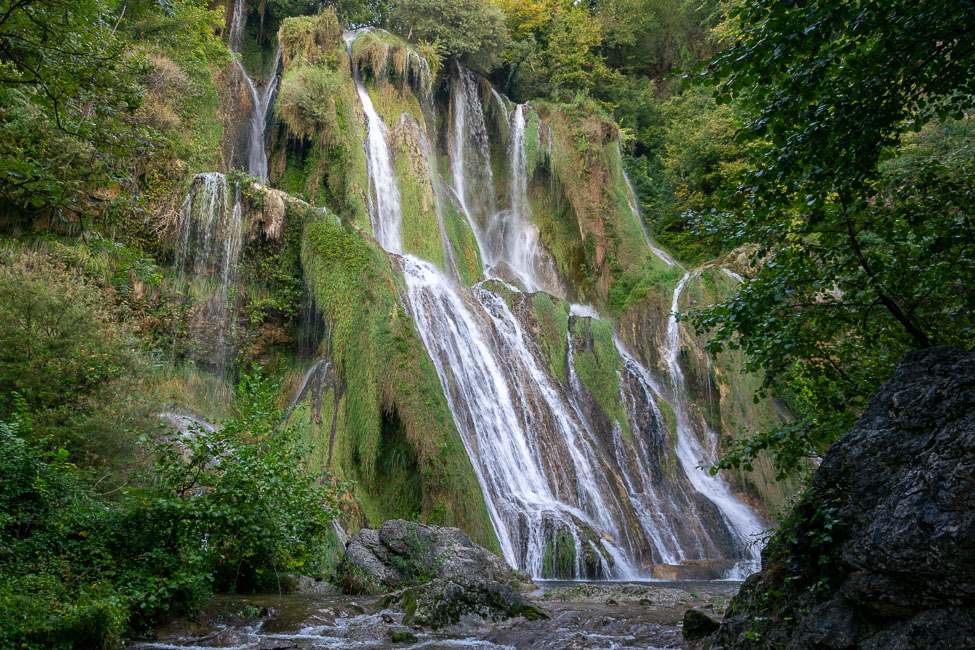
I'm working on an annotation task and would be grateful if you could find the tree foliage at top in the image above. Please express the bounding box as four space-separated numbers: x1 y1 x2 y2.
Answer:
389 0 509 73
686 0 975 476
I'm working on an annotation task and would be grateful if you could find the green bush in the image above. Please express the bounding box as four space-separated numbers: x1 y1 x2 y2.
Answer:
0 246 152 472
0 369 347 648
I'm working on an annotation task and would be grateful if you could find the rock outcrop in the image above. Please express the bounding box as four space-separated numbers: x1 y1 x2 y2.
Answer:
713 347 975 649
393 575 548 629
338 520 534 594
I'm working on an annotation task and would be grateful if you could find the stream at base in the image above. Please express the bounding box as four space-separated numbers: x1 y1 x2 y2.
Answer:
126 581 739 649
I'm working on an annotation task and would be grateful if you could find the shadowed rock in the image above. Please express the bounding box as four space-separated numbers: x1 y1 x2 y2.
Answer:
392 575 548 629
683 608 720 639
338 519 534 594
713 347 975 649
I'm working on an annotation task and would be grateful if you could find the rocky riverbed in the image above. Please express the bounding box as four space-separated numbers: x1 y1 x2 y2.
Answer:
126 580 739 649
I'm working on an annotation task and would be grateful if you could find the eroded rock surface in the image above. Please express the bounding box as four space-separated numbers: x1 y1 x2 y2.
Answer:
713 347 975 649
338 520 534 594
393 575 548 629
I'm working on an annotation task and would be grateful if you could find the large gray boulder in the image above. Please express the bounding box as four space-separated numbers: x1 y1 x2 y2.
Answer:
392 575 548 629
713 347 975 649
338 520 534 594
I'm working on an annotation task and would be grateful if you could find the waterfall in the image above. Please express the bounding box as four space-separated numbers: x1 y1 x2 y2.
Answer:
401 257 642 577
345 31 403 254
662 272 765 573
481 104 563 295
230 0 280 181
176 172 243 373
619 149 682 269
343 56 764 579
449 63 495 231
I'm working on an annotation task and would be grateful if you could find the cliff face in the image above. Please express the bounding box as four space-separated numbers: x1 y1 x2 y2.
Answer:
165 7 788 577
713 347 975 649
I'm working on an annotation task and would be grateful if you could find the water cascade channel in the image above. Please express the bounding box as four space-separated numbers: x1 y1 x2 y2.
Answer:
342 38 765 580
230 0 280 181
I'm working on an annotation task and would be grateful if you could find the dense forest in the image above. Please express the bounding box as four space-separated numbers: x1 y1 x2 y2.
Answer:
0 0 972 647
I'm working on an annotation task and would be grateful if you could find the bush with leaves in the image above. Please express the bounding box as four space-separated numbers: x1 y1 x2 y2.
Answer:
0 369 347 648
685 0 975 478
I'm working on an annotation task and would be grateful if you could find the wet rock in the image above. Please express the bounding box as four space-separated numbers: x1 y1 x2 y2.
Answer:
395 575 549 629
683 609 719 640
651 559 740 581
338 519 534 594
258 640 297 650
389 629 418 643
713 347 975 649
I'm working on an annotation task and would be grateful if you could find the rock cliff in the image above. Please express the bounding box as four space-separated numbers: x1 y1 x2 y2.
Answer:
713 346 975 649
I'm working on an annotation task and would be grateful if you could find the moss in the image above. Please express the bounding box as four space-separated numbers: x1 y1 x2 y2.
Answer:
279 11 341 71
525 100 677 316
569 316 630 440
270 29 370 231
391 116 445 270
542 531 577 579
679 270 801 512
441 199 484 285
300 209 498 551
531 293 569 385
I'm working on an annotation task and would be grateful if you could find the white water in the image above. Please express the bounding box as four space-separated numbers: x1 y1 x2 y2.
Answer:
481 104 562 295
402 256 640 577
340 55 765 579
344 31 403 253
230 0 280 181
450 63 495 233
663 272 764 572
176 173 244 373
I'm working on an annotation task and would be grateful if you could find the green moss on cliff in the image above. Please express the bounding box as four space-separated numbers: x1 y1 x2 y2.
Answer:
442 200 484 285
531 293 569 385
569 316 630 439
680 269 799 512
300 208 498 550
272 16 370 230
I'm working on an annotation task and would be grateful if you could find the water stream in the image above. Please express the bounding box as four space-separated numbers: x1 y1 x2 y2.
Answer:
230 0 280 181
344 31 403 253
176 173 243 373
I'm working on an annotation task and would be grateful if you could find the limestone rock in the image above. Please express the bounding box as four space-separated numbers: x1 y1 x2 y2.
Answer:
338 519 534 594
713 347 975 649
396 575 548 629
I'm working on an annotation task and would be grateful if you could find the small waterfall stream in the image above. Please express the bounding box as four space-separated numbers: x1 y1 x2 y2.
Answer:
344 31 403 253
176 172 243 374
230 0 280 181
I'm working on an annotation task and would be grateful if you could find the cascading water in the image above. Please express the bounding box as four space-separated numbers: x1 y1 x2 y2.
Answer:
230 0 280 181
344 31 403 254
450 63 495 232
176 172 243 373
343 46 765 579
662 272 765 573
480 104 563 295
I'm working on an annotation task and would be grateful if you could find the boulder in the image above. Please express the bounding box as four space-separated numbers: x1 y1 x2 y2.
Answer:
713 347 975 649
338 520 534 594
683 608 720 640
393 575 548 629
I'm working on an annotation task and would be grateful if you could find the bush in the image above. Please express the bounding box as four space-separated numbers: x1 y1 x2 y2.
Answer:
0 369 347 648
390 0 509 74
0 245 152 472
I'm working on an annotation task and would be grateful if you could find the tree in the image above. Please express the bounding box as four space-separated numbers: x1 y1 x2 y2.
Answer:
0 0 148 220
390 0 509 74
686 0 975 476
